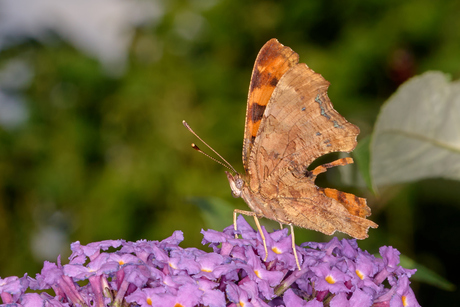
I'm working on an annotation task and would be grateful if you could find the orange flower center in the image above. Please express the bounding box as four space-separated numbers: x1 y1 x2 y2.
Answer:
325 275 336 284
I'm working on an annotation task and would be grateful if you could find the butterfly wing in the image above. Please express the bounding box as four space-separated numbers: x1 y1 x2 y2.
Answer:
273 167 376 239
247 63 377 239
243 39 299 172
248 63 359 190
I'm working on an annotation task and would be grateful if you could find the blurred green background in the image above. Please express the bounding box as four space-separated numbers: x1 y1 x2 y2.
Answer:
0 0 459 305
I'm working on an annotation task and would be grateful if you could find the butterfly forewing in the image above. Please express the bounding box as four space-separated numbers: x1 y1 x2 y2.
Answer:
243 39 299 172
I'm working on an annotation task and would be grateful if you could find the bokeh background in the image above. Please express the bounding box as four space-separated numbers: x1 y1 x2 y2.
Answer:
1 0 459 305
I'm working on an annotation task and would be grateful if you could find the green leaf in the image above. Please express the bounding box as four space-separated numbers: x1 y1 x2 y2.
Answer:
338 136 373 192
352 135 374 192
188 197 234 231
400 254 456 291
371 72 460 187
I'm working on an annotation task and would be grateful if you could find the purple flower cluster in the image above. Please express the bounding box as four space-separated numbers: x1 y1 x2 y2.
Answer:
0 216 420 307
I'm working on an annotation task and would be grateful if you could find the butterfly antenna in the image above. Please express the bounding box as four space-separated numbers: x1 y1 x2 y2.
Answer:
182 120 238 173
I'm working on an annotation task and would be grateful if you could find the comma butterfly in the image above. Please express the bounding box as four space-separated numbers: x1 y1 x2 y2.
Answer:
184 39 377 270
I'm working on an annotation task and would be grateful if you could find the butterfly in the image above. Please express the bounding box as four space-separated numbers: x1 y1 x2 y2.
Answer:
185 38 377 270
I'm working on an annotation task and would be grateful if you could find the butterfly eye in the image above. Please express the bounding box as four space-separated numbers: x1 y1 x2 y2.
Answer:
236 177 244 189
226 172 243 198
229 177 245 198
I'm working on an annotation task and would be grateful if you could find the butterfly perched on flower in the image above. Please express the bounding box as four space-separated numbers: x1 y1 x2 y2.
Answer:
185 38 377 269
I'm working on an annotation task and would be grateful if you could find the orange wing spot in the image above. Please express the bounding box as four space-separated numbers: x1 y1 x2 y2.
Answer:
310 165 327 177
322 157 354 168
251 120 261 138
309 157 353 178
321 188 370 218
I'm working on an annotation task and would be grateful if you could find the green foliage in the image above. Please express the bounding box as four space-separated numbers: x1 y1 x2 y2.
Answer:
371 71 460 186
1 0 460 305
400 254 456 292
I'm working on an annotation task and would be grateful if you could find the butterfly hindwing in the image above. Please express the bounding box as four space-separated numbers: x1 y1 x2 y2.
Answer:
268 165 377 239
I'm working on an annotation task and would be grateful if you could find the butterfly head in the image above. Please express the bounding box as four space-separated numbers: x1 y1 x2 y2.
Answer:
225 171 245 198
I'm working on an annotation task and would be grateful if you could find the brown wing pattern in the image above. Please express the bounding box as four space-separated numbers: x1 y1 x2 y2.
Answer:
272 166 376 239
248 63 360 191
245 63 377 239
242 39 299 172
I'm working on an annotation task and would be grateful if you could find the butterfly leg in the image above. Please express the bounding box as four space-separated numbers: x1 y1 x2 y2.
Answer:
233 209 268 262
289 223 301 270
252 215 268 262
233 210 239 239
